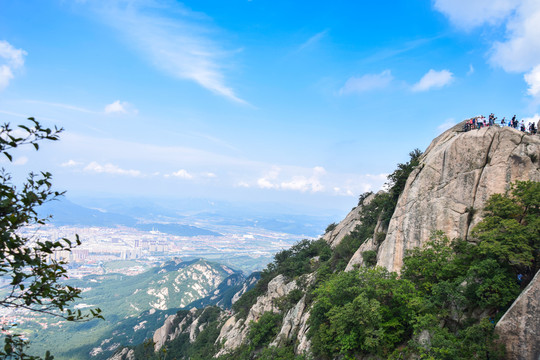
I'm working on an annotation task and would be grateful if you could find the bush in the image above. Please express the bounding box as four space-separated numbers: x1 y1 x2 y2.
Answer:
362 250 378 267
325 222 337 234
248 311 282 348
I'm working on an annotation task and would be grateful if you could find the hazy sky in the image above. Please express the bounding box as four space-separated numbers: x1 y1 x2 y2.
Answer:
1 0 539 213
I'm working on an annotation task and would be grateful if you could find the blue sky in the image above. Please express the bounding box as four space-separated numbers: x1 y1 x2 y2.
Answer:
1 0 539 215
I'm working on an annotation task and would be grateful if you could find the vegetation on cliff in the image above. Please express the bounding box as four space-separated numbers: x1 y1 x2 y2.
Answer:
308 180 537 360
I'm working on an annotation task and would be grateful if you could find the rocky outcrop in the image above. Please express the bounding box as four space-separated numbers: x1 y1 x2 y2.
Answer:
323 192 377 248
270 273 315 352
377 125 540 272
495 270 540 360
215 274 299 356
152 308 198 351
345 237 377 271
214 274 316 357
109 348 134 360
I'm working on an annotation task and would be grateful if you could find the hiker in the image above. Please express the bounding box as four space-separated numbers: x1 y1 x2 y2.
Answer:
501 117 506 127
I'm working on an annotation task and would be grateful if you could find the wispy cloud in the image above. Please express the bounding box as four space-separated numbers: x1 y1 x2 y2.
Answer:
297 30 328 52
25 100 96 114
339 70 393 95
0 40 27 91
411 69 454 92
92 0 246 104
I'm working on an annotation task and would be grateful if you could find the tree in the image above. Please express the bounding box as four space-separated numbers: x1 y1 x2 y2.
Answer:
471 180 540 274
0 118 102 359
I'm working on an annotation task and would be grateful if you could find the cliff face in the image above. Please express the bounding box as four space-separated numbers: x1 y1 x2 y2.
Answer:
376 125 540 272
495 270 540 360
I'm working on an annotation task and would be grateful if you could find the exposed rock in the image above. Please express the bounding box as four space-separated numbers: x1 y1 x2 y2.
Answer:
323 193 377 248
152 308 199 351
215 274 299 356
108 348 134 360
345 237 377 271
152 314 177 351
495 270 540 360
270 273 315 352
377 126 540 272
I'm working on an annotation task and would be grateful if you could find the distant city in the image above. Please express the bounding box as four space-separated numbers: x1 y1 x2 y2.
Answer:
20 223 305 279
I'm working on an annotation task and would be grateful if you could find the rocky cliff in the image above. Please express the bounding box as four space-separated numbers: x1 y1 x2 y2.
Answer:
110 124 540 360
495 269 540 360
378 125 540 272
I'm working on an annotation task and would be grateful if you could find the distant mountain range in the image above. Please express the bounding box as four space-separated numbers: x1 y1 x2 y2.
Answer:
49 196 341 237
38 199 222 237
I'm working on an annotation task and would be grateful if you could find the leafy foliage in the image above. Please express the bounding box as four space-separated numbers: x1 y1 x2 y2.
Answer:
248 311 282 349
361 250 378 267
0 119 103 360
309 267 422 359
472 180 539 273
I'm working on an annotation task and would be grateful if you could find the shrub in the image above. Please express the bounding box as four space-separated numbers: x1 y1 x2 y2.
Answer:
248 311 282 348
362 250 378 267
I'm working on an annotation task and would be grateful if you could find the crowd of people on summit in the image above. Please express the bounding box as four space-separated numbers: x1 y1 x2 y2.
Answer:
463 113 538 134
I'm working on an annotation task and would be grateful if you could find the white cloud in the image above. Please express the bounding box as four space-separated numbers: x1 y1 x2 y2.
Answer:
256 167 280 189
339 70 393 95
434 0 540 100
202 172 216 178
433 0 517 30
467 64 475 75
258 166 326 193
170 169 193 179
237 181 250 188
61 159 83 167
0 40 26 91
412 69 454 92
93 1 246 104
525 65 540 98
489 1 540 73
104 100 138 115
83 161 142 177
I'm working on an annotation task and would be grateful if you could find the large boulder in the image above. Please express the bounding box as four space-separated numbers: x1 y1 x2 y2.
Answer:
377 125 540 272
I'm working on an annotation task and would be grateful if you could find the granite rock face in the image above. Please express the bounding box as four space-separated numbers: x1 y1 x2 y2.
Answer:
215 274 299 356
495 270 540 360
377 125 540 272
